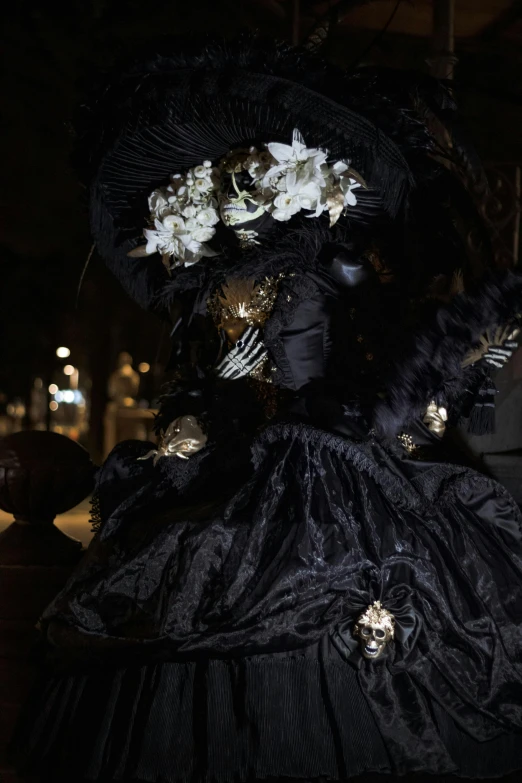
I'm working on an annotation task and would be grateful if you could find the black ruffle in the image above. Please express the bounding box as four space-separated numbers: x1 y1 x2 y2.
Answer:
12 653 522 782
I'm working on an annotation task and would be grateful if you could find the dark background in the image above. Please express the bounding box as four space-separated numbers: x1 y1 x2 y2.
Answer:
1 0 521 461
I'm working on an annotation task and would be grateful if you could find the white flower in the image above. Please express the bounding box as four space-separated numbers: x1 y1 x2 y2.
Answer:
185 217 198 231
340 176 361 207
262 131 329 223
130 132 364 270
143 221 182 257
270 159 327 218
162 214 186 233
140 214 217 267
195 177 212 192
286 168 323 202
183 243 218 266
329 161 361 208
197 207 219 226
264 131 328 187
272 192 301 221
331 161 349 177
148 189 170 218
191 226 215 242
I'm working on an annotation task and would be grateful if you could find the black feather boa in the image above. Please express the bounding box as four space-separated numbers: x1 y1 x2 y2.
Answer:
155 215 380 309
374 270 522 436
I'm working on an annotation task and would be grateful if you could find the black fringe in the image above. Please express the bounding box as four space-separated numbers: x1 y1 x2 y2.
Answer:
467 374 498 435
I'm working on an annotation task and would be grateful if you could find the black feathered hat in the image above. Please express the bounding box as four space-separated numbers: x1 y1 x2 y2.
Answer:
80 36 435 310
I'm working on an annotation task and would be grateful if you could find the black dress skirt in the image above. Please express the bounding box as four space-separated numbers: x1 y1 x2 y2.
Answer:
12 418 522 781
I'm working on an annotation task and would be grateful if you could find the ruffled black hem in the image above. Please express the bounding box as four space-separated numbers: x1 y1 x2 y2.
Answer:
11 657 522 782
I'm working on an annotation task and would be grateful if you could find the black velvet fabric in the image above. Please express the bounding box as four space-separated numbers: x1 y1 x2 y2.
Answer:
13 421 522 779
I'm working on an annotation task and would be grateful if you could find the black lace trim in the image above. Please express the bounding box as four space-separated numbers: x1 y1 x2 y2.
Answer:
251 420 428 512
89 490 102 535
155 445 213 491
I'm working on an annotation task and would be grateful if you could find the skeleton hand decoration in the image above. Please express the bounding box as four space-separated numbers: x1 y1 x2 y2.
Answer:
462 326 520 370
483 327 520 369
354 601 395 661
215 326 267 380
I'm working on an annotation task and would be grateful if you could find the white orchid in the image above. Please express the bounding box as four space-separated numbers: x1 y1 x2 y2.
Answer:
331 161 362 207
340 177 361 207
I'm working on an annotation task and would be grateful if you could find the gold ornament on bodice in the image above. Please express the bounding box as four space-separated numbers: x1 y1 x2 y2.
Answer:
207 276 281 345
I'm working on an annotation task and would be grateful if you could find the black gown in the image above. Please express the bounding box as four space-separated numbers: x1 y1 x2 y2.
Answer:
12 259 522 782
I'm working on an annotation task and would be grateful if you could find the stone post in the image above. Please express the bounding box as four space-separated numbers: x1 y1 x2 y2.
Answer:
0 431 95 781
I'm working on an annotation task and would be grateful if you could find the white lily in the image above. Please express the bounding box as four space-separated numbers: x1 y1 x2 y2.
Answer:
263 131 328 189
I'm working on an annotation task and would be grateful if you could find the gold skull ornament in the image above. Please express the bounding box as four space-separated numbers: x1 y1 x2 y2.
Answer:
354 601 395 660
138 415 207 466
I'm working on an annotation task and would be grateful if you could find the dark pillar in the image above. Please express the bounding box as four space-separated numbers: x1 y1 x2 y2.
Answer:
427 0 458 80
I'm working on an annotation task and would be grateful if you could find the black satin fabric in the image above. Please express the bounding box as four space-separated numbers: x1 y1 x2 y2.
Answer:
269 247 379 394
33 420 522 773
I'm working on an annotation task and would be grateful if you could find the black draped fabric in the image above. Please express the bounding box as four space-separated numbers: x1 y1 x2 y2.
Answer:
12 421 522 779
